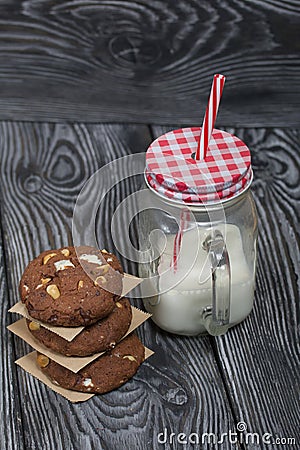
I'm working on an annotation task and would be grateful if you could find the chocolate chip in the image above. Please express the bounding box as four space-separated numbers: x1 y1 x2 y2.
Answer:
79 308 92 322
74 375 84 387
48 315 58 323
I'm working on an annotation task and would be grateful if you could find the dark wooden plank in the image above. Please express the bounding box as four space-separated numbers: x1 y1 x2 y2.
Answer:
214 128 300 448
0 1 299 126
0 122 239 450
0 215 25 449
152 125 300 448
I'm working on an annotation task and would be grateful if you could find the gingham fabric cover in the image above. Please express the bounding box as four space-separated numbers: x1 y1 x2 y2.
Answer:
145 127 253 204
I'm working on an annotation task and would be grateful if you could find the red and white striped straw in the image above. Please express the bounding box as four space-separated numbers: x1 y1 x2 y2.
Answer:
172 209 190 272
196 74 226 160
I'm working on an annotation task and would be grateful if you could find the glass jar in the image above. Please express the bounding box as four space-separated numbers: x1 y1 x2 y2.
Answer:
138 127 258 336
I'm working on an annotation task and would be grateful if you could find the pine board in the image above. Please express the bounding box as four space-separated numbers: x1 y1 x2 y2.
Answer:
152 125 300 449
0 122 239 450
0 211 25 449
0 1 299 125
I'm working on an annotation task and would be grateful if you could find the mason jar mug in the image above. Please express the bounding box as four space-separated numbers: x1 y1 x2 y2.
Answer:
138 127 258 336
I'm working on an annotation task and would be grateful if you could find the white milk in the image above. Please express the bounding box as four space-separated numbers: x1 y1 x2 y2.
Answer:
143 224 254 335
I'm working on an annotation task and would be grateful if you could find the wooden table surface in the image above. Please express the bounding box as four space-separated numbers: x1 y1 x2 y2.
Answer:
0 2 299 450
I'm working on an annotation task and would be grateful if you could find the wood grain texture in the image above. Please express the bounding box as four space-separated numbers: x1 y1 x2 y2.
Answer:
0 1 299 125
0 213 25 449
215 128 300 448
0 122 239 450
152 125 300 449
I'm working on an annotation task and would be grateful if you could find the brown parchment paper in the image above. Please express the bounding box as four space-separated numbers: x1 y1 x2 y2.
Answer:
121 273 142 296
8 306 151 372
16 347 154 403
9 273 142 341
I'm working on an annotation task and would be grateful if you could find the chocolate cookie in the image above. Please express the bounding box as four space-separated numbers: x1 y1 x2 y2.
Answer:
37 334 145 394
20 246 123 327
27 298 132 356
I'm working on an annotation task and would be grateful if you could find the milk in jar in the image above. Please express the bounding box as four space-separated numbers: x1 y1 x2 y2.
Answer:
143 224 255 335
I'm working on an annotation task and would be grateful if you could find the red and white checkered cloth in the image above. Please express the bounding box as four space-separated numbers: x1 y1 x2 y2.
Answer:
145 127 253 204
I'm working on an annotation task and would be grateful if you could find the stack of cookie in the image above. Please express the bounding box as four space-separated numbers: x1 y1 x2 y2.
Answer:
18 246 146 395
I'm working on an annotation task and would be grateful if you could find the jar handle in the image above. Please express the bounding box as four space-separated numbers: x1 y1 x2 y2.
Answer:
201 230 231 336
